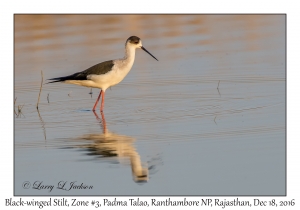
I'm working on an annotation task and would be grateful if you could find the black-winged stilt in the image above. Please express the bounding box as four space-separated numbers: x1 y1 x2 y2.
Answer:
48 36 158 112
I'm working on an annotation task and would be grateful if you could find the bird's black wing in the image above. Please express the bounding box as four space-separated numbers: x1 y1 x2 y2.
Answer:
47 60 114 83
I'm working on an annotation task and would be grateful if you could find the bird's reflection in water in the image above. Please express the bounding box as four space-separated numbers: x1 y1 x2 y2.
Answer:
78 111 148 183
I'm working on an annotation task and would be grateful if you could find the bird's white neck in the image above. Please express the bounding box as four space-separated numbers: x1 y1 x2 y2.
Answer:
122 45 136 65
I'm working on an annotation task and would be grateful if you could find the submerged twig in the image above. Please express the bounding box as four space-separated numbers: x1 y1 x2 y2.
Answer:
37 108 47 140
217 80 221 96
14 97 17 115
89 88 93 98
18 104 24 112
15 104 25 118
37 70 44 109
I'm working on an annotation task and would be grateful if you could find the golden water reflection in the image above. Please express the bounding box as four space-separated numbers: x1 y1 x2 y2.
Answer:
75 111 148 183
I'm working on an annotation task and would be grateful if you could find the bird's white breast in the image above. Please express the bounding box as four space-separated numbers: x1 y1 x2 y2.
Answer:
87 58 134 91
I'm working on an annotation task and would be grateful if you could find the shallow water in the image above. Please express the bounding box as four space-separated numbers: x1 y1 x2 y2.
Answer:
14 15 285 195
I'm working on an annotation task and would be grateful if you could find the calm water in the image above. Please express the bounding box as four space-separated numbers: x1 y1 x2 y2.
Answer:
14 15 285 195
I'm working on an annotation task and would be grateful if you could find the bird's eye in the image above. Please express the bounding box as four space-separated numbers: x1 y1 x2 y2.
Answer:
134 41 139 44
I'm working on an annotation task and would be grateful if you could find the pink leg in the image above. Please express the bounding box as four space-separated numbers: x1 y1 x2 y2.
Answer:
100 111 107 133
92 110 107 133
92 110 100 121
92 90 102 111
100 91 105 112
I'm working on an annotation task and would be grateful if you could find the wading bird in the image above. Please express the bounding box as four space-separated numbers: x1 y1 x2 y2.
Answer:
48 36 158 112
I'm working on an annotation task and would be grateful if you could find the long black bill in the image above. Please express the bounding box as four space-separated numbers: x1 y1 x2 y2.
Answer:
141 46 158 61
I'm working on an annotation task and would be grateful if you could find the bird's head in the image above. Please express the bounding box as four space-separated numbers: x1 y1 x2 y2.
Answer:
126 36 158 61
126 36 143 48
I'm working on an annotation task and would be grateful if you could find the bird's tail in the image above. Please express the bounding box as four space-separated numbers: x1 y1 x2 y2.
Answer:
46 75 74 84
46 80 61 84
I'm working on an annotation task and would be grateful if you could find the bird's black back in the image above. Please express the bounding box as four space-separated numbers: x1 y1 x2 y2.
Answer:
48 60 114 83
